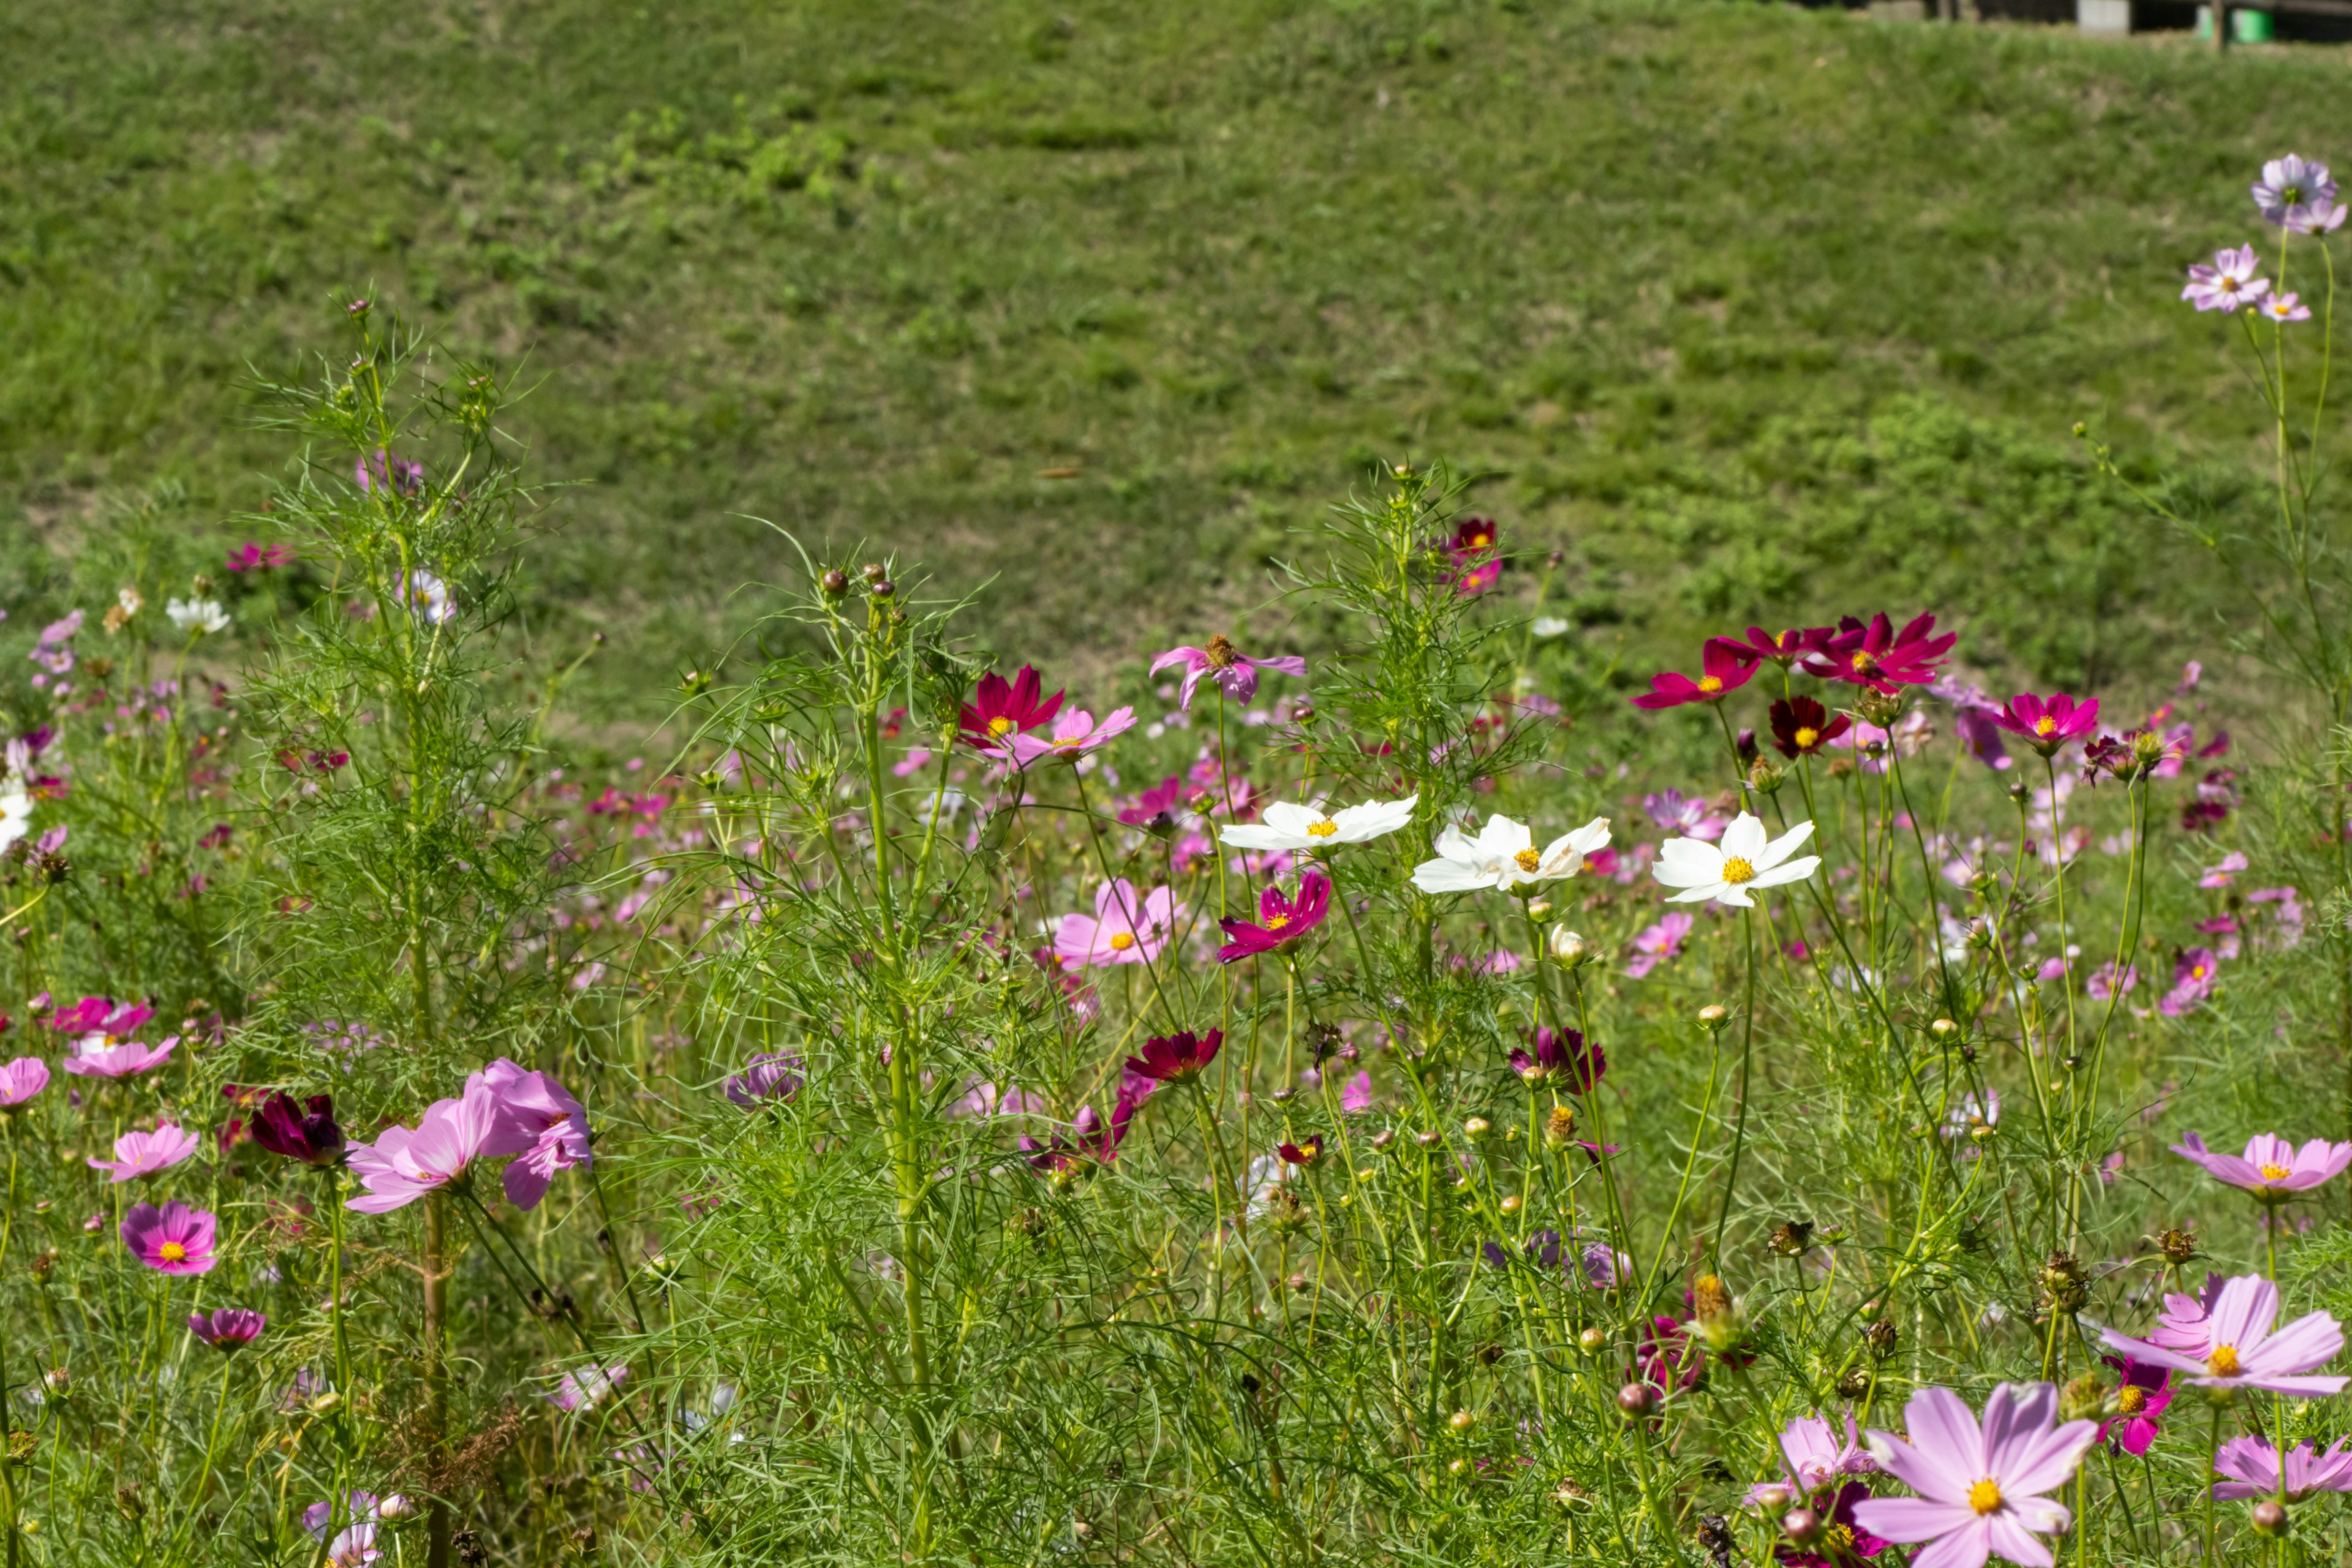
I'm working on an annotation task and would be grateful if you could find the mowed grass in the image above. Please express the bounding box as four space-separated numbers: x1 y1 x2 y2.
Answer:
2 0 2347 716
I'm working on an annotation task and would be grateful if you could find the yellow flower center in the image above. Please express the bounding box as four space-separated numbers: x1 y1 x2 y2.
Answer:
1696 675 1723 694
2034 715 2057 737
2207 1345 2242 1378
1306 818 1339 838
1852 651 1879 673
1108 932 1136 952
1266 913 1290 931
2116 1387 2147 1415
159 1242 187 1263
988 716 1014 736
1721 856 1756 885
2261 1163 2292 1182
1823 1525 1856 1553
1469 530 1490 548
1793 726 1819 750
1968 1479 2003 1515
2192 965 2209 981
1056 737 1082 751
1514 848 1543 873
1204 634 1238 669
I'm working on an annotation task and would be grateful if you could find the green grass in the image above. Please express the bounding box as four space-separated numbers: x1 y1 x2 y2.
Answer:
3 0 2346 717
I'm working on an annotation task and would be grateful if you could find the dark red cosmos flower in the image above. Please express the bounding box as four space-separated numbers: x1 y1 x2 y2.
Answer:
251 1091 345 1166
1450 518 1500 559
1125 1028 1224 1085
1711 626 1833 669
1770 696 1851 759
1802 613 1956 693
1988 692 2100 758
1777 1482 1889 1568
958 665 1065 751
1631 641 1755 710
1216 869 1330 963
1509 1028 1605 1093
1278 1133 1325 1166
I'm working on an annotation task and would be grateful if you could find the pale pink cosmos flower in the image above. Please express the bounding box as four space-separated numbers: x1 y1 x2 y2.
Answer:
2253 155 2339 228
1149 636 1306 710
2085 962 2136 1001
62 1035 179 1079
2261 292 2314 325
88 1123 200 1183
1624 912 1694 979
2149 1273 2225 1357
1643 790 1728 842
1852 1383 2098 1568
2199 851 2248 889
478 1058 592 1210
303 1492 380 1539
326 1523 382 1567
1001 707 1136 768
1054 880 1183 968
549 1362 628 1412
2100 1274 2347 1399
121 1200 218 1275
2211 1436 2352 1502
344 1076 503 1213
0 1057 48 1107
2170 1131 2352 1200
1746 1412 1877 1506
2184 246 2270 312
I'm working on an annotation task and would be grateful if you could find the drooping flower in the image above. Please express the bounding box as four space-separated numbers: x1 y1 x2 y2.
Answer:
1054 880 1184 968
548 1363 630 1412
2099 1274 2347 1399
1409 814 1611 895
2158 948 2222 1017
1219 794 1419 853
725 1053 804 1107
2261 292 2314 325
1150 636 1307 710
1020 1094 1141 1174
1509 1028 1605 1093
1802 613 1956 692
343 1077 503 1213
1851 1382 2098 1568
1631 641 1756 710
0 1057 47 1107
1001 706 1136 768
1771 696 1852 760
1988 693 2100 758
1216 868 1331 962
122 1200 219 1275
2094 1356 2171 1457
958 665 1065 751
1711 625 1832 670
88 1124 200 1183
250 1091 345 1166
2253 155 2339 228
2169 1131 2352 1201
1653 814 1819 908
61 1035 179 1079
2184 246 2270 313
479 1058 594 1210
188 1307 268 1350
1126 1028 1224 1086
2211 1436 2352 1502
1624 911 1694 979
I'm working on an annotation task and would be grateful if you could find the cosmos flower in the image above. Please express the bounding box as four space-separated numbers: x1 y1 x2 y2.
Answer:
1409 815 1611 895
122 1200 219 1275
480 1058 594 1211
1624 911 1694 979
166 598 232 635
2158 948 2222 1017
2184 246 2270 313
1988 693 2099 758
1216 869 1330 961
1851 1383 2098 1568
0 1057 48 1108
2261 292 2313 325
2095 1357 2171 1457
1150 635 1307 710
958 665 1065 750
1643 790 1729 840
343 1077 503 1213
2098 1274 2346 1399
1054 880 1183 968
188 1308 268 1350
1277 1133 1324 1167
1749 1413 1878 1504
1711 625 1832 669
1770 695 1851 760
1509 1028 1605 1093
395 568 455 625
1219 795 1419 853
2170 1131 2352 1200
1802 613 1956 692
88 1124 200 1183
725 1053 804 1107
1125 1029 1224 1085
225 542 294 573
2210 1436 2352 1502
1780 1482 1891 1568
2252 155 2339 228
249 1091 345 1166
62 1036 179 1079
1632 641 1756 710
1340 1071 1374 1113
1653 814 1819 908
1001 706 1136 768
1449 517 1499 559
1021 1094 1141 1173
548 1363 630 1412
2149 1273 2225 1357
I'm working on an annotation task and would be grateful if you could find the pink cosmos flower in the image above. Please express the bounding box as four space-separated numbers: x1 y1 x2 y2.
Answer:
2184 246 2269 312
1001 706 1136 767
1624 912 1694 979
121 1200 218 1275
2100 1274 2347 1399
959 665 1063 751
2085 962 2136 1001
2150 1273 2225 1357
62 1035 179 1079
188 1307 268 1349
479 1058 592 1210
303 1493 380 1540
1509 1028 1605 1093
1340 1071 1374 1113
1117 775 1188 830
1783 1482 1891 1568
50 997 154 1036
1852 1383 2098 1568
1150 636 1307 710
0 1057 48 1107
1803 612 1957 693
2253 155 2338 228
2198 851 2247 889
2261 292 2313 325
725 1053 803 1107
2095 1357 2170 1457
1711 626 1833 669
2170 1131 2352 1200
1746 1412 1878 1506
1021 1093 1140 1173
1054 880 1183 968
548 1363 628 1412
2158 948 2220 1017
1216 868 1329 962
88 1123 200 1183
326 1523 382 1567
226 542 294 573
1631 641 1755 710
343 1077 502 1213
1454 557 1501 597
1125 1029 1223 1086
1987 693 2098 758
2211 1436 2352 1502
1644 790 1729 841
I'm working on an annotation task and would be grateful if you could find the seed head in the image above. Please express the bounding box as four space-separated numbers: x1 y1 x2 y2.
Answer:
2153 1226 2199 1266
1768 1219 1815 1257
1863 1319 1900 1360
1543 1104 1577 1148
2060 1371 2108 1423
2041 1251 2089 1314
1747 756 1785 795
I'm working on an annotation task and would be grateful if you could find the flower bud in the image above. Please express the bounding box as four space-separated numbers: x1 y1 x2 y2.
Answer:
1447 1409 1474 1433
377 1495 418 1522
1288 1272 1311 1294
1929 1017 1958 1039
1498 1193 1522 1215
1371 1129 1397 1152
1855 688 1904 728
1697 1004 1730 1033
1447 1457 1469 1476
1747 756 1785 795
2252 1501 2289 1538
1525 898 1553 923
861 563 886 583
820 570 848 597
1463 1117 1491 1140
1414 1129 1441 1148
1616 1382 1660 1419
1754 1485 1792 1513
1577 1327 1608 1354
872 580 897 600
1548 927 1589 967
1781 1509 1822 1544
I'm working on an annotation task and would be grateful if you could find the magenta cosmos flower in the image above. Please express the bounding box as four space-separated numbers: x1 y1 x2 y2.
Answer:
1987 693 2098 758
2212 1436 2352 1502
343 1076 502 1213
2096 1356 2171 1457
1054 879 1183 968
2184 246 2269 312
1712 625 1832 670
1624 912 1694 979
2100 1274 2347 1399
1000 706 1136 767
957 665 1063 751
63 1035 179 1079
122 1200 219 1275
2170 1131 2352 1201
1150 635 1306 710
1781 1482 1891 1568
1216 867 1329 961
479 1057 593 1210
1632 641 1755 710
89 1123 200 1183
1851 1382 2098 1568
1802 612 1956 693
1509 1028 1605 1093
1021 1093 1139 1172
249 1090 344 1165
189 1307 268 1349
2159 948 2222 1017
1125 1028 1223 1085
0 1057 47 1107
50 997 154 1036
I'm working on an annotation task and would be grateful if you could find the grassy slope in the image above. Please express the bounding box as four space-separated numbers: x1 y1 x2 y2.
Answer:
2 0 2346 717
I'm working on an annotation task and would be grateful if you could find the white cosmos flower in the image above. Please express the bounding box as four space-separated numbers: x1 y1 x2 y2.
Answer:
1219 794 1419 853
1411 814 1611 895
0 782 31 856
1653 813 1819 908
166 598 231 635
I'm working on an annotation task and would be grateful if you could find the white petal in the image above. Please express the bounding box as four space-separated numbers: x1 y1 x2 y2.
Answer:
1218 824 1297 851
1746 856 1820 891
1756 818 1817 871
1719 812 1769 861
1261 802 1329 837
1335 796 1416 840
1474 815 1532 856
1665 883 1729 904
1567 816 1612 854
1430 825 1477 862
1412 859 1496 894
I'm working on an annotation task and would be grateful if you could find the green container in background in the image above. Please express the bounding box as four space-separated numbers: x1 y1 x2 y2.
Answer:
2198 6 2277 39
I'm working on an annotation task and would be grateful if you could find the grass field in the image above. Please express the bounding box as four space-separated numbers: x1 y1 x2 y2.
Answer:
6 0 2349 720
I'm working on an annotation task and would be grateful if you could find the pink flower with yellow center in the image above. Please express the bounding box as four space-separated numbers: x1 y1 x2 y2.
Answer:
1851 1383 2098 1568
2170 1131 2352 1201
1986 692 2099 758
1631 640 1755 710
1216 869 1330 962
121 1200 218 1275
1054 879 1183 968
2100 1274 2346 1399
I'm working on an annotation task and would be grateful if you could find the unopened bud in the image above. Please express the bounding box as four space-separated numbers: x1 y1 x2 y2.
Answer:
1930 1017 1958 1039
1288 1273 1311 1294
1448 1409 1474 1433
1697 1004 1730 1033
872 579 896 600
1782 1509 1822 1544
377 1495 418 1521
1616 1382 1660 1419
820 570 848 597
1414 1129 1441 1148
1463 1117 1491 1140
1548 927 1589 967
1498 1193 1522 1215
1747 756 1785 795
2252 1501 2289 1538
1577 1327 1607 1354
1525 898 1553 923
861 563 886 584
1754 1485 1792 1513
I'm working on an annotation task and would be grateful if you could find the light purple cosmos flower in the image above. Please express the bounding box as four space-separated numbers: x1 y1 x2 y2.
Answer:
326 1523 382 1567
2199 853 2248 890
2261 292 2314 324
2211 1436 2352 1502
479 1057 592 1210
1001 706 1136 768
1340 1070 1373 1113
1747 1412 1878 1506
2086 962 2137 1001
88 1123 200 1183
725 1053 804 1107
343 1076 502 1213
548 1363 629 1412
2252 155 2338 228
1852 1382 2098 1568
2158 948 2221 1017
122 1200 218 1275
1643 790 1728 842
2100 1274 2347 1399
62 1035 179 1079
189 1307 268 1350
2183 246 2270 313
0 1057 48 1107
2149 1273 2225 1357
1054 879 1183 968
1149 635 1306 710
1624 911 1694 979
304 1492 382 1540
2171 1131 2352 1200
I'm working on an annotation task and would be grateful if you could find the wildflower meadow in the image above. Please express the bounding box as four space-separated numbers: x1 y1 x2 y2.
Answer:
9 124 2352 1568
